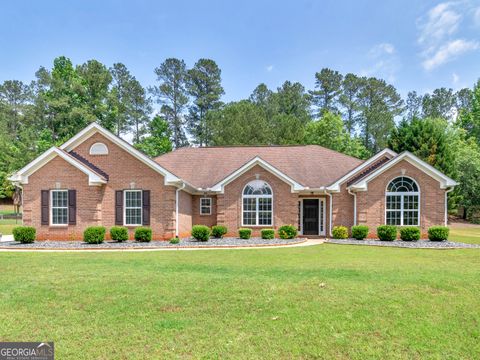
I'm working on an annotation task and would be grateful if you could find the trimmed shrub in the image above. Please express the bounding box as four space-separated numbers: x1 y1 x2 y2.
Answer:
332 226 348 239
134 227 152 242
428 226 449 241
211 225 227 238
169 237 180 244
83 226 106 244
351 225 369 240
191 225 211 242
400 226 420 241
278 225 297 239
238 228 252 239
377 225 397 241
12 226 36 244
110 226 128 242
261 229 275 239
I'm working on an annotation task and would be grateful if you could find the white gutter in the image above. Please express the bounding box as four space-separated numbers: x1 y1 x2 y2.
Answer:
175 183 186 237
445 187 454 226
327 192 333 237
348 188 357 226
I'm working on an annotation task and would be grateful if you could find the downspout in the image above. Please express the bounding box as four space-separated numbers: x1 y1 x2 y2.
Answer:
348 188 357 226
327 191 333 237
445 187 454 226
175 182 186 237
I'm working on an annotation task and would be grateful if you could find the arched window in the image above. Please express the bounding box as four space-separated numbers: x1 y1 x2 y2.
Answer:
242 180 272 226
386 177 419 226
89 142 109 155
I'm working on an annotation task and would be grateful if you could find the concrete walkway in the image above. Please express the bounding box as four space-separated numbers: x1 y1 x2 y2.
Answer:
0 238 325 252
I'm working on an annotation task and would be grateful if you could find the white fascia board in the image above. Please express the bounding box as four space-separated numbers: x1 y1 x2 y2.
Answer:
349 151 458 191
326 148 397 192
9 147 107 186
209 157 305 193
60 123 181 184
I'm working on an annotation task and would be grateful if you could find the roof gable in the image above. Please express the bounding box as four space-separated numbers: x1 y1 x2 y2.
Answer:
349 151 458 190
209 157 305 193
9 147 107 186
60 123 181 184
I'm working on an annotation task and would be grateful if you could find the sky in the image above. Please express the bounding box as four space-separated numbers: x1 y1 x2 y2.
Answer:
1 0 479 102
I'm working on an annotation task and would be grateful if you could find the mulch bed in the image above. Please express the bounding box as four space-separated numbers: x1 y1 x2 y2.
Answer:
0 237 304 250
327 238 480 249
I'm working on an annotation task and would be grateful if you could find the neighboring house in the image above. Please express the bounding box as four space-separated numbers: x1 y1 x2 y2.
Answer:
9 123 457 240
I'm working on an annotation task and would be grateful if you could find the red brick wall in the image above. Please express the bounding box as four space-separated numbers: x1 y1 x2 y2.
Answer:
192 195 217 228
178 190 192 238
356 159 446 237
217 165 298 237
23 132 177 240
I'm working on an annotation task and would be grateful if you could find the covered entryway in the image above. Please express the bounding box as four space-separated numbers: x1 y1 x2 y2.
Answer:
299 198 325 236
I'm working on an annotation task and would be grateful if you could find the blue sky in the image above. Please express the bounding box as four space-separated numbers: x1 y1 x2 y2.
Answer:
1 0 479 101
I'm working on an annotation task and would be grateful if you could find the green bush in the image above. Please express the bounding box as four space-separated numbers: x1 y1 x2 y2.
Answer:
169 237 180 244
278 225 297 239
238 228 252 239
261 229 275 239
83 226 106 244
400 227 420 241
211 225 227 238
12 226 36 243
134 227 152 242
351 225 369 240
110 226 128 242
332 226 348 239
428 226 449 241
377 225 397 241
191 225 211 241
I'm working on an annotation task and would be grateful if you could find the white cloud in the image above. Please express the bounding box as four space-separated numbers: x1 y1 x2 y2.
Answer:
417 2 461 45
474 7 480 26
362 43 400 82
452 72 459 84
417 2 480 70
422 39 479 70
266 65 274 72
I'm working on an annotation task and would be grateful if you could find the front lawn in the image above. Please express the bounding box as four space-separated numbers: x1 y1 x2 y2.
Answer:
0 245 479 359
0 219 20 235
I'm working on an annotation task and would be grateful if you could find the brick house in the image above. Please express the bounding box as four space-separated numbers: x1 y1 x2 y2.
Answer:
9 123 457 240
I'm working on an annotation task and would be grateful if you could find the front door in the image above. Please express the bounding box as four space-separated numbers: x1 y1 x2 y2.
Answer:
302 199 319 235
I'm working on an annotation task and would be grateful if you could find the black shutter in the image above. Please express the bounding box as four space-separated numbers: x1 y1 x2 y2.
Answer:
142 190 150 225
41 190 49 225
68 190 76 225
115 190 123 225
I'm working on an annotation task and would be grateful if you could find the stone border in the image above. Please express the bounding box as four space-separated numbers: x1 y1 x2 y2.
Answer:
0 238 308 252
326 238 480 249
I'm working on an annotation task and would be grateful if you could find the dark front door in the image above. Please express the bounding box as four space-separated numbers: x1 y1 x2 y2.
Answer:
303 199 319 235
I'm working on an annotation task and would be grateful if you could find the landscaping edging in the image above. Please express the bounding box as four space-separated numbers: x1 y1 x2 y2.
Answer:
327 238 480 249
0 237 305 250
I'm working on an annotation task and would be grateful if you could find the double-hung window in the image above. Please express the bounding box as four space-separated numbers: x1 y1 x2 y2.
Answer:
124 190 142 226
242 180 273 226
51 190 68 225
200 198 212 215
385 177 420 226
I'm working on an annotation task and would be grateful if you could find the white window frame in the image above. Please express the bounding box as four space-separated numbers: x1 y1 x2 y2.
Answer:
50 189 69 226
124 190 143 226
385 176 420 226
200 197 212 215
89 142 109 155
241 181 273 227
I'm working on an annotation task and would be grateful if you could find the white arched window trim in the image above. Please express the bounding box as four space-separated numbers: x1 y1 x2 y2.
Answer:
385 176 420 226
242 180 273 226
89 142 109 155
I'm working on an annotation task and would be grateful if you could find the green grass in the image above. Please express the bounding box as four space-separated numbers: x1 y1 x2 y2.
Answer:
0 219 20 235
449 226 480 244
0 245 479 359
